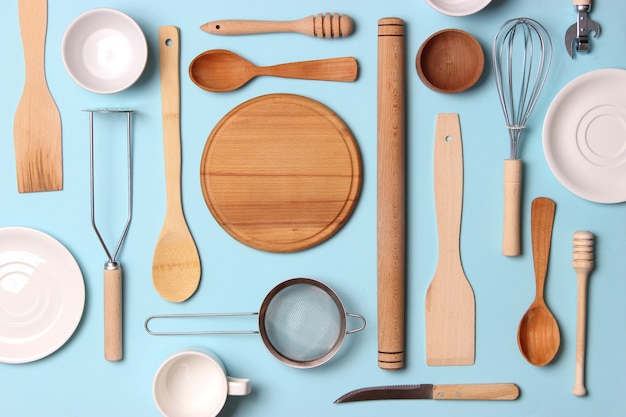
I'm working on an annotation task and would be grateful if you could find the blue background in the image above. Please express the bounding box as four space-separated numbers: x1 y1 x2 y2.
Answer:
1 0 626 416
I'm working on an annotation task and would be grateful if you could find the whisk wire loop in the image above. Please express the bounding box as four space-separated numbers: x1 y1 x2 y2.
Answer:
493 18 552 160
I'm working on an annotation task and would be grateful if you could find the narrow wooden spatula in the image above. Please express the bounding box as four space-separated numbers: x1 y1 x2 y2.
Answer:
14 0 62 193
425 113 475 366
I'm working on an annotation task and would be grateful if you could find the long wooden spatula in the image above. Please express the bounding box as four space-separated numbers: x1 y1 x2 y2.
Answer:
14 0 62 193
425 113 475 366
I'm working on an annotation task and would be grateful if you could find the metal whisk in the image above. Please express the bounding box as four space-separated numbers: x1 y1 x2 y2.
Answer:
86 108 134 362
492 18 552 257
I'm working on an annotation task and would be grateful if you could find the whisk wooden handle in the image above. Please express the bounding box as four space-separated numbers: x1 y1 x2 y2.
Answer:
377 17 405 370
503 159 522 256
201 13 353 38
573 231 594 397
104 265 122 361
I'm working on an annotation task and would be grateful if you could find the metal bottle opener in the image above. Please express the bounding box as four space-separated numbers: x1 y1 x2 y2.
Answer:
565 0 600 58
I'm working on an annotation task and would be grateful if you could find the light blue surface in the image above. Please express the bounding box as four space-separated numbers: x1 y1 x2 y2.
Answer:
1 0 626 416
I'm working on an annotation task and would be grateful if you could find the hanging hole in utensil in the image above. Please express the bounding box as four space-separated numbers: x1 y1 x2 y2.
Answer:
215 25 221 30
445 135 453 142
165 38 173 46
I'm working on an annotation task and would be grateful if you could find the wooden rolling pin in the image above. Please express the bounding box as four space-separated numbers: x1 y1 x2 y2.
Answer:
201 13 353 38
572 231 595 397
377 17 405 370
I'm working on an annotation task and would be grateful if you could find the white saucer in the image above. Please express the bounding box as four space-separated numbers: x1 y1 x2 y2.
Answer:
543 68 626 203
0 227 85 363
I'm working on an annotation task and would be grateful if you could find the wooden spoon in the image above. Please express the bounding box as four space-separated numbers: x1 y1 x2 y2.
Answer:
189 49 358 92
517 197 560 366
152 26 201 303
14 0 62 193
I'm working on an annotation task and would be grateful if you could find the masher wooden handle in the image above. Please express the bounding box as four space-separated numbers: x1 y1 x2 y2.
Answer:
503 159 522 256
573 231 594 397
377 17 405 370
104 266 122 361
573 0 591 6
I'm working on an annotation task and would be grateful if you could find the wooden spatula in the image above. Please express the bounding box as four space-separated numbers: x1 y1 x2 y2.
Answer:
14 0 62 193
425 113 475 366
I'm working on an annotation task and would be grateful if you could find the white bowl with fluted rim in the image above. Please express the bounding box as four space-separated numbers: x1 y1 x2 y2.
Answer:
62 8 147 94
424 0 492 16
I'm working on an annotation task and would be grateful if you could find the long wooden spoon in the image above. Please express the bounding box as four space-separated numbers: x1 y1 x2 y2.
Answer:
425 113 475 366
189 49 358 92
14 0 62 193
517 197 560 366
152 26 201 303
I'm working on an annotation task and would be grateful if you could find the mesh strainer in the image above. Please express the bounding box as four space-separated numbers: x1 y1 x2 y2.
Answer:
144 278 366 368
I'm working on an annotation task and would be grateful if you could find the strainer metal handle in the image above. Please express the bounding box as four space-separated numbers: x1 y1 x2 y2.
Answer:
144 311 366 336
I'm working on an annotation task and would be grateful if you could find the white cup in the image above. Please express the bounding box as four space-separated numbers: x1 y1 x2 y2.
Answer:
153 349 251 417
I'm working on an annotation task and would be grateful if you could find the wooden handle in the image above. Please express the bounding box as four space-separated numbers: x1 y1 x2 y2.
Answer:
530 197 556 300
433 384 520 400
503 159 522 256
201 14 353 38
104 265 122 361
573 231 595 397
573 0 591 6
158 26 183 212
18 0 47 80
260 57 358 82
377 17 405 370
434 114 463 253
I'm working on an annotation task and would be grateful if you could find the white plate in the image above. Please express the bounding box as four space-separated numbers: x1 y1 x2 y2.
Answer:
543 68 626 203
424 0 492 16
0 227 85 363
62 8 147 94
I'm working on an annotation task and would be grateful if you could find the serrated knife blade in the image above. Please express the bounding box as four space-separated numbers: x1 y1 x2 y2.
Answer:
334 383 520 403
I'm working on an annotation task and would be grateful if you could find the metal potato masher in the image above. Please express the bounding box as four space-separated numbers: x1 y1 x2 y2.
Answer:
86 108 134 362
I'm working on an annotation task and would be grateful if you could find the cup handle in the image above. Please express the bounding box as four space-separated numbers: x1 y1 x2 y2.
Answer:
227 377 251 396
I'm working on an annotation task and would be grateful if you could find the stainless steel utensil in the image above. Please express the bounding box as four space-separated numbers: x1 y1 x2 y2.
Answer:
492 18 552 256
565 0 600 58
87 108 134 362
145 278 366 368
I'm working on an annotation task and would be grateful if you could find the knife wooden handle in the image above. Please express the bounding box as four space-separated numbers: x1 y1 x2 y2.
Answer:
377 17 405 371
433 384 520 400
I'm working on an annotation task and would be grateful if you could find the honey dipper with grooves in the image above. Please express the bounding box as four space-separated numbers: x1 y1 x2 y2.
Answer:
201 13 353 38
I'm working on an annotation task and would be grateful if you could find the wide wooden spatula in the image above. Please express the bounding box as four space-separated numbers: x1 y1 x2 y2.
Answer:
425 113 475 366
14 0 62 193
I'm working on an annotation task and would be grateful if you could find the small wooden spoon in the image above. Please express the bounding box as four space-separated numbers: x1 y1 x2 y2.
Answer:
152 26 201 303
517 197 560 366
189 49 358 92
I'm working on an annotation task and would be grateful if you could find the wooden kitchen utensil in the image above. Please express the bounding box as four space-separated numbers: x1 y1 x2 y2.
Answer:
377 17 406 371
152 26 201 303
189 49 358 92
572 230 594 396
200 94 361 253
425 113 475 366
14 0 62 193
201 13 354 38
517 197 560 366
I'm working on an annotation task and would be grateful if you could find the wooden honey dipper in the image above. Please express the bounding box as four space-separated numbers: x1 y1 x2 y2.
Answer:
201 13 354 38
572 230 595 397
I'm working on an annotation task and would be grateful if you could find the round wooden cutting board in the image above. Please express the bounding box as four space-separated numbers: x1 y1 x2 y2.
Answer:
200 94 362 252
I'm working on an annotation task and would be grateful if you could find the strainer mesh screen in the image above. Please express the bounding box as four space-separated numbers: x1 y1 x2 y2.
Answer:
264 283 342 362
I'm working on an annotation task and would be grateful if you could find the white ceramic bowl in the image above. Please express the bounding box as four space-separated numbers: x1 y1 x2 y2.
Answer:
424 0 492 16
62 8 147 94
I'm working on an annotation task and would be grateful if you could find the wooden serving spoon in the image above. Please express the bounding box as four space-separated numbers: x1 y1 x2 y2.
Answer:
517 197 560 366
189 49 358 92
14 0 62 193
152 26 201 303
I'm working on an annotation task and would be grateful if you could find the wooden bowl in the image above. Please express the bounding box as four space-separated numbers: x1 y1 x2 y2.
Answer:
416 29 484 94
